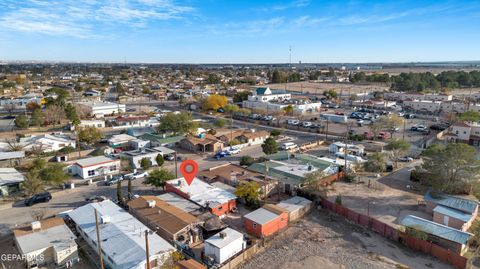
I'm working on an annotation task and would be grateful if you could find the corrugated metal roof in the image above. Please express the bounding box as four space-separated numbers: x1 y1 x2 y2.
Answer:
0 168 24 185
433 205 472 222
0 151 25 160
425 190 478 214
277 196 312 213
205 228 244 249
74 156 118 167
400 215 472 245
243 208 279 225
68 200 174 268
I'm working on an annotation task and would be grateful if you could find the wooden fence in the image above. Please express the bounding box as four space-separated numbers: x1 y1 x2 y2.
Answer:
320 198 467 269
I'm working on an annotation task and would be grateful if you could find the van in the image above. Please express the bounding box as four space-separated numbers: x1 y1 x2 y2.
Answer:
281 142 298 150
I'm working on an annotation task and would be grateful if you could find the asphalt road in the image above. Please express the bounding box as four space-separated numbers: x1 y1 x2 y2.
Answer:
0 143 266 236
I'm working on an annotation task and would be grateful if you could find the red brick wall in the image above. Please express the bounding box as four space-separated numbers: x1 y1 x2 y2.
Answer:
165 183 190 199
210 200 236 217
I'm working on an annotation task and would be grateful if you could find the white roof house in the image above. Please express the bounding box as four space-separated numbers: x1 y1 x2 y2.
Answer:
68 200 174 269
19 133 76 153
277 196 313 222
13 218 78 267
70 156 120 179
108 134 137 148
166 177 237 208
204 228 245 264
77 101 126 118
0 168 25 196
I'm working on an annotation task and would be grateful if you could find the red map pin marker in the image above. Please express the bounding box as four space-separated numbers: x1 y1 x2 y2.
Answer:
180 159 198 186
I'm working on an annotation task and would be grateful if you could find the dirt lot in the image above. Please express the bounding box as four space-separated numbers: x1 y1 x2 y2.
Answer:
240 210 452 269
267 81 389 94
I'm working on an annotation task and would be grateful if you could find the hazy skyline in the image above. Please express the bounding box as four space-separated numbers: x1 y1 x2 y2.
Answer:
1 0 480 63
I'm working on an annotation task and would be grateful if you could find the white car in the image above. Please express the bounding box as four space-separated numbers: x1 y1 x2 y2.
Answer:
302 121 313 127
227 147 241 155
287 119 300 126
128 171 149 180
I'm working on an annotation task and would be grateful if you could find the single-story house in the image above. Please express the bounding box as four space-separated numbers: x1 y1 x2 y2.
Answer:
424 190 479 231
122 146 175 169
198 163 266 186
179 134 223 153
0 168 25 197
276 196 313 222
13 218 78 268
204 228 246 265
128 196 202 244
19 133 76 153
108 134 137 149
328 141 365 156
400 215 473 254
68 200 175 269
69 156 120 179
243 204 289 238
138 134 184 148
165 177 237 217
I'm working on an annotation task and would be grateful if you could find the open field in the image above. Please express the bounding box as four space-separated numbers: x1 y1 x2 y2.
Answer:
267 81 389 94
240 209 452 269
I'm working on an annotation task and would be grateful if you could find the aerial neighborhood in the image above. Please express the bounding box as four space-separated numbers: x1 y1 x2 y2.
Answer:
1 63 480 269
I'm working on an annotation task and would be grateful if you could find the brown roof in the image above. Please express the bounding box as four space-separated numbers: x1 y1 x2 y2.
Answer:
198 163 263 182
263 204 288 215
177 259 207 269
239 130 270 140
184 134 222 146
13 217 65 237
128 196 199 235
452 121 471 128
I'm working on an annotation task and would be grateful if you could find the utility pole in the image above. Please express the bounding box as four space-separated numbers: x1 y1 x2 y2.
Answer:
94 209 105 269
402 118 406 141
325 118 329 141
145 230 151 269
344 125 349 176
230 112 233 148
264 162 269 204
174 151 178 178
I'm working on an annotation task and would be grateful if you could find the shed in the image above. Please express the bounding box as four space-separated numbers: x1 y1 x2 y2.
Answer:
276 196 312 222
243 204 288 238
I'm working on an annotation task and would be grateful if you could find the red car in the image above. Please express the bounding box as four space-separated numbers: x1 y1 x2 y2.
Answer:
335 112 345 116
378 132 389 140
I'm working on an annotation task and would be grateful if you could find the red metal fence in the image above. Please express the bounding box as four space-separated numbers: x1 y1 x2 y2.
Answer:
320 198 467 269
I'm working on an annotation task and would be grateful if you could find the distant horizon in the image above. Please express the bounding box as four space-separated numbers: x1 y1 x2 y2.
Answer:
1 0 479 63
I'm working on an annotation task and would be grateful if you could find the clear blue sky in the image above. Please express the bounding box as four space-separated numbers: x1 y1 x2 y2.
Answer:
0 0 479 63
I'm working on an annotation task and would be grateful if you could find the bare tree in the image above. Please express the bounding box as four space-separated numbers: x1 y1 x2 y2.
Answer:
6 138 23 152
30 208 47 221
44 105 65 126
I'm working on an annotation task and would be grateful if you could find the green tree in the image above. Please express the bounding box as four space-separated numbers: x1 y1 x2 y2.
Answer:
30 108 44 128
143 168 175 190
39 163 69 185
21 171 45 196
363 153 386 173
283 105 294 116
232 91 250 103
64 103 80 125
78 126 103 145
386 139 411 167
379 115 404 138
224 104 239 114
234 181 261 206
14 115 29 129
156 154 164 167
270 130 282 137
261 137 278 155
214 118 226 128
323 89 338 99
240 156 255 166
421 143 480 193
158 112 198 135
140 157 152 170
458 110 480 122
31 158 46 170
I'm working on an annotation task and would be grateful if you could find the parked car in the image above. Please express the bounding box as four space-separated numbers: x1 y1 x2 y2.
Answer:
85 195 107 203
164 154 175 161
430 123 449 131
287 119 300 126
357 119 364 126
399 156 414 162
404 113 415 119
302 121 313 128
214 151 230 159
226 147 241 155
281 142 298 150
24 192 52 206
335 112 345 116
378 132 389 140
397 112 405 117
127 171 149 180
105 175 124 186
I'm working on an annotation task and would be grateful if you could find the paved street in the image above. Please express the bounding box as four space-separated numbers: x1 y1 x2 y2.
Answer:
0 144 266 236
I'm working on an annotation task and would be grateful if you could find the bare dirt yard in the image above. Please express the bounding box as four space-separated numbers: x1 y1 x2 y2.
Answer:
327 165 432 228
267 81 390 94
240 209 452 269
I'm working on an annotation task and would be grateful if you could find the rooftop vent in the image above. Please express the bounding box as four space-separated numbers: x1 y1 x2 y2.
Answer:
101 215 111 224
31 221 41 231
219 231 227 239
147 200 156 208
